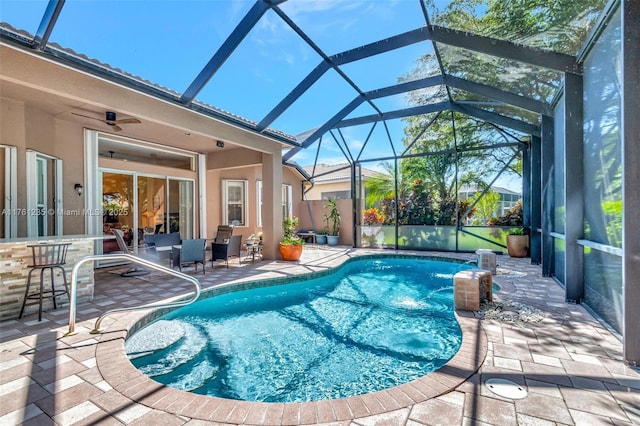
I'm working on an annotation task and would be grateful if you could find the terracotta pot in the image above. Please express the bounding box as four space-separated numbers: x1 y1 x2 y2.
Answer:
507 235 529 258
279 243 303 261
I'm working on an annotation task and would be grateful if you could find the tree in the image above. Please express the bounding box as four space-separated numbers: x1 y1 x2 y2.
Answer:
470 190 500 225
364 161 408 208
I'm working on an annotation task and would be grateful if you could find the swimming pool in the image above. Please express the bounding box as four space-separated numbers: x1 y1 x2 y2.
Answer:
126 256 471 403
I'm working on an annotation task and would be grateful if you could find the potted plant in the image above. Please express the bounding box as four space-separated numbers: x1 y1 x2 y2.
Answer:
506 227 529 258
315 214 329 245
324 199 341 246
279 216 304 261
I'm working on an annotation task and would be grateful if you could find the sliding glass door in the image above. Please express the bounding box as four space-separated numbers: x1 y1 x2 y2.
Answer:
100 171 195 254
168 178 194 238
102 171 134 253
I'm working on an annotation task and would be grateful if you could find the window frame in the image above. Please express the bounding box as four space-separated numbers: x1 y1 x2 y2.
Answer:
222 179 248 226
256 181 292 227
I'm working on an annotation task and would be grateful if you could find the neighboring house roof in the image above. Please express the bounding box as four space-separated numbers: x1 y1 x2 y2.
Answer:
458 184 521 196
302 163 383 184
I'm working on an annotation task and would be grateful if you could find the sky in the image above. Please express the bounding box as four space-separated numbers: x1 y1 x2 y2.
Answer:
0 0 523 191
0 1 434 161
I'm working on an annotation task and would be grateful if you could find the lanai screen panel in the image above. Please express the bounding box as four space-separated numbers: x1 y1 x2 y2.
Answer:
337 42 440 92
279 0 426 55
582 5 623 334
449 88 541 125
50 1 257 95
426 0 607 56
438 44 563 104
0 0 49 35
196 8 322 124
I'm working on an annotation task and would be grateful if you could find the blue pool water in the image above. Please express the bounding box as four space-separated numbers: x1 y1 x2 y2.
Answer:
127 257 470 402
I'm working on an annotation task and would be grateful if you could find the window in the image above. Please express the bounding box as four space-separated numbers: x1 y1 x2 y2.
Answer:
322 190 350 200
256 181 292 226
283 184 292 218
257 180 263 227
222 180 247 226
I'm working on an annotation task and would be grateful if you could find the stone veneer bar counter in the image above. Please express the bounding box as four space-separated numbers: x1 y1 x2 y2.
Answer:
0 235 103 320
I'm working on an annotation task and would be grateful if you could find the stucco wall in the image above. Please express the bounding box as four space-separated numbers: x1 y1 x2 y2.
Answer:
205 161 304 243
305 180 350 200
297 198 353 246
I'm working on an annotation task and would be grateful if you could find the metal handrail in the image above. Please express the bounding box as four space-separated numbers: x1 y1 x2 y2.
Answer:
65 253 201 336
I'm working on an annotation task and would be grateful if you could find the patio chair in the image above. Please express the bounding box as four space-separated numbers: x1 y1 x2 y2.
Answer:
151 232 181 265
172 238 207 274
211 235 242 268
112 229 150 277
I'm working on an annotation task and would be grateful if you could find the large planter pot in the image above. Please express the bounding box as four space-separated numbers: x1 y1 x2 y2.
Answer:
327 235 339 246
315 234 327 244
506 235 529 258
279 243 303 261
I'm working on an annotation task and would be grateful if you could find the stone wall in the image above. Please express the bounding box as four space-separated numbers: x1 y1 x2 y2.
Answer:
0 237 95 321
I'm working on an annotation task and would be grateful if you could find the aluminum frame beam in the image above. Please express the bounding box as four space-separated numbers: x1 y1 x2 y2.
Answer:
622 0 640 366
443 75 552 116
258 62 331 131
450 103 540 137
428 25 582 74
32 0 65 51
180 0 280 104
262 21 574 133
530 135 542 264
282 95 365 162
540 115 555 277
335 102 449 129
563 72 584 303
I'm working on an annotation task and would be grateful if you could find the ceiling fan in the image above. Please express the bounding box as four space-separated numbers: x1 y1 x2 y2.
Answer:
71 111 141 132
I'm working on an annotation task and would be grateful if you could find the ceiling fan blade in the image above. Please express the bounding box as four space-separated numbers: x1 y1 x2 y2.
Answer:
111 124 123 132
71 112 104 122
115 118 141 124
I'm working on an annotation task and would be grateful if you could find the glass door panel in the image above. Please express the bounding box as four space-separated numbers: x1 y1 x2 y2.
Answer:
137 176 167 239
168 179 194 238
102 172 134 253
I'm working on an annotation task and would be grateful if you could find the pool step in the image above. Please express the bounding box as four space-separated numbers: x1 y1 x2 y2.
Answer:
125 320 186 359
129 321 209 378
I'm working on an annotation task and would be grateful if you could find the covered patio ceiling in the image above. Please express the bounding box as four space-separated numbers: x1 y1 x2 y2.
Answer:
0 0 608 168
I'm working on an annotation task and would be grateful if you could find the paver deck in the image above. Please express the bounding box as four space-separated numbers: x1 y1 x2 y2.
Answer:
1 247 638 425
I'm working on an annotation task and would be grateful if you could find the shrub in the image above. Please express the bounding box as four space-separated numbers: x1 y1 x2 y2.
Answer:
488 201 523 227
281 216 303 245
363 207 384 225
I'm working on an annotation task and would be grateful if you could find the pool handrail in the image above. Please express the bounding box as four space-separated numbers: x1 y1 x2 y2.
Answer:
66 253 201 336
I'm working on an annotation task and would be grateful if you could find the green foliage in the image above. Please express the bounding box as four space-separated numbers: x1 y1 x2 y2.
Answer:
281 216 303 246
508 227 525 236
379 179 475 226
601 200 622 246
364 162 406 208
470 190 501 225
324 199 341 236
488 201 523 227
362 207 384 226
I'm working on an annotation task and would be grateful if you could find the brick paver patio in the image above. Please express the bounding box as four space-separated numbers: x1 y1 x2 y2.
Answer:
1 247 638 425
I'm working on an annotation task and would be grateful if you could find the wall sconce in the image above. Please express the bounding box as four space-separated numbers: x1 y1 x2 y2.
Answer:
74 183 83 196
216 140 224 148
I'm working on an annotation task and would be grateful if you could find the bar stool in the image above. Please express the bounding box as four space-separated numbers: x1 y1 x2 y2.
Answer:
19 243 71 321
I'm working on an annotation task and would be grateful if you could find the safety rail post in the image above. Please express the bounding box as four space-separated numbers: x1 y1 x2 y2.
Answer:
65 254 201 336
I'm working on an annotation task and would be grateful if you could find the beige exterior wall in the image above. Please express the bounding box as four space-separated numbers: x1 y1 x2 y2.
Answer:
304 180 350 200
297 199 353 246
205 158 304 247
1 45 300 249
0 98 87 236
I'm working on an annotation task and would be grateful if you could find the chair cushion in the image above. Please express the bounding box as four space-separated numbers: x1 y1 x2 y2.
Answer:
154 232 181 248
